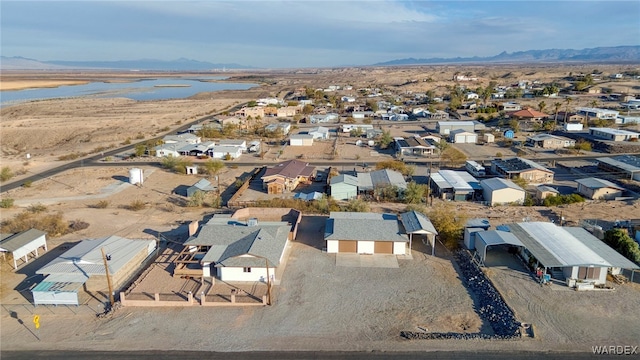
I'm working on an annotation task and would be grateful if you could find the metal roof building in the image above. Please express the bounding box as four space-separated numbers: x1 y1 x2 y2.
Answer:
430 170 480 201
400 211 438 255
0 229 48 270
597 155 640 181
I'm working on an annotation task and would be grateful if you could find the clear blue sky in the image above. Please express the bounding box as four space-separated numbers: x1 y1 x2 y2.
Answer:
2 1 639 68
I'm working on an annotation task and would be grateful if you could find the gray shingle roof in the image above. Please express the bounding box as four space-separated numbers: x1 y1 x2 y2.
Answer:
0 229 46 253
330 174 358 186
185 218 291 267
325 212 408 242
263 159 315 179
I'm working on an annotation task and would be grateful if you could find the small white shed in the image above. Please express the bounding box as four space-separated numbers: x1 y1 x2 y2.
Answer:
483 133 495 143
0 229 48 270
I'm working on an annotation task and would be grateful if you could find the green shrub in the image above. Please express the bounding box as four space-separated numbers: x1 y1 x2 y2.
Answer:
543 194 585 207
0 198 14 208
0 167 14 182
22 180 33 188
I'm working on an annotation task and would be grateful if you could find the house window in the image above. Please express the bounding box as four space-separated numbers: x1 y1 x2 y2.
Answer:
243 267 251 273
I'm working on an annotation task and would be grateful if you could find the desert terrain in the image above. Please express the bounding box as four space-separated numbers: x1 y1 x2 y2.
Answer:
1 66 640 355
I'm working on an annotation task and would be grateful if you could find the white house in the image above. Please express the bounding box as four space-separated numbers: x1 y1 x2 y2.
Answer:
218 139 247 152
163 133 201 144
208 146 243 159
178 213 298 282
480 178 526 206
466 92 479 100
265 122 291 135
308 126 330 140
325 212 409 255
564 122 584 132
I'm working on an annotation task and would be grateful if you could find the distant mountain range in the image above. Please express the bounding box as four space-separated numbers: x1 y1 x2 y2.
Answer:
0 56 252 70
374 45 640 66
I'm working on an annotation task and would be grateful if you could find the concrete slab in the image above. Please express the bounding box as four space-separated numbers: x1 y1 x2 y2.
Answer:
335 254 399 268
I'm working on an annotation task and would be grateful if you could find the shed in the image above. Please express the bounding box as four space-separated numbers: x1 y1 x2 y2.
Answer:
449 129 477 144
290 134 314 146
536 185 559 200
32 274 87 306
186 178 217 197
480 177 525 206
575 177 625 200
329 174 358 200
483 133 495 143
0 229 48 270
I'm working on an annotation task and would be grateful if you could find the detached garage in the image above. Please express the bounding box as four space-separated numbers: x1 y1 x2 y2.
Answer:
290 134 314 146
325 212 409 255
449 129 478 144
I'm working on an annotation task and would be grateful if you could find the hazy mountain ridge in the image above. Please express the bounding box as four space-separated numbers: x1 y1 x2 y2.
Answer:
375 46 640 65
0 56 252 70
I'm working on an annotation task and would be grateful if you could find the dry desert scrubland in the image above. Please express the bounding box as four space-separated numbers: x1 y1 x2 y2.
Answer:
1 66 640 355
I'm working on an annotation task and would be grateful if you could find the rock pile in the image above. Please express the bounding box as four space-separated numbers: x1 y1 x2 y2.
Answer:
401 250 521 340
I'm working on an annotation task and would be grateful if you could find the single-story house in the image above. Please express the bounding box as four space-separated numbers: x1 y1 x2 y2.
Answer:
394 137 436 156
491 157 554 184
34 236 156 305
589 128 639 142
480 177 526 206
186 178 217 197
290 134 314 146
262 159 315 194
155 142 188 158
357 169 407 195
218 139 247 153
329 174 359 200
597 155 640 181
525 134 575 149
341 124 373 133
615 116 640 125
509 108 549 121
217 116 245 127
577 107 619 120
207 146 243 160
277 106 301 117
400 211 438 256
163 133 201 145
178 141 216 156
309 113 339 124
265 122 291 135
325 212 409 255
0 229 48 270
575 177 625 200
177 213 297 282
308 126 330 140
500 102 522 111
430 170 481 201
449 129 477 144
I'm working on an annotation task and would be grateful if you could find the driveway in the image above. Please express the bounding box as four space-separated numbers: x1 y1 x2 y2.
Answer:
335 254 399 268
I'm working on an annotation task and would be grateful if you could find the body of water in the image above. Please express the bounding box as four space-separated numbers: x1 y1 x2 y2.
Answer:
0 77 257 107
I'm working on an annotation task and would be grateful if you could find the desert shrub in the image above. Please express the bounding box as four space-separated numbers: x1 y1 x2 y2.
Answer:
428 203 467 250
375 160 414 176
89 200 110 209
341 198 370 212
22 180 33 188
543 194 585 207
0 211 69 238
187 191 206 207
58 153 82 161
125 200 146 211
161 155 192 174
27 203 47 213
0 198 15 208
0 167 14 182
69 219 90 232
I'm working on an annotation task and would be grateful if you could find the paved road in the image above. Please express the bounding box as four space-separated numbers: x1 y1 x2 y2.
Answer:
0 350 604 360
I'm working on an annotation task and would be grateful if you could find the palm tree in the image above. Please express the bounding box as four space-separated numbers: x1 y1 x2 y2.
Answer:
538 100 547 113
553 102 562 126
563 97 573 124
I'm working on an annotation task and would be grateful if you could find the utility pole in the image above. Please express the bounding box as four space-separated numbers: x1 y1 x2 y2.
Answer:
101 248 115 307
265 257 271 305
